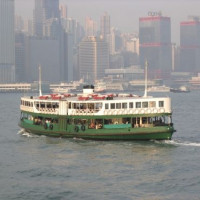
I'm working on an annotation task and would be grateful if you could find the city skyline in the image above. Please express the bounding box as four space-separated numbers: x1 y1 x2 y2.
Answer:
15 0 200 44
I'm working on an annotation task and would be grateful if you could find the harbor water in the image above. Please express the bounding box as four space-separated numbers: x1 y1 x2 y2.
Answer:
1 91 200 200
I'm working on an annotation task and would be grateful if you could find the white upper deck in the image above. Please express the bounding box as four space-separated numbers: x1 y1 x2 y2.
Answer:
20 89 172 116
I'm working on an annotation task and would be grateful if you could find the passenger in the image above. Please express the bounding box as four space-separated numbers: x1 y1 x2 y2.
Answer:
98 124 102 129
90 122 95 129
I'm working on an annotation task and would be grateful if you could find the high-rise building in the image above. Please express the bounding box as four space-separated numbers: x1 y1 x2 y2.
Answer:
0 0 15 83
85 16 97 37
34 0 60 37
15 32 25 82
180 17 200 72
139 13 172 79
60 4 67 19
100 12 110 38
79 36 109 82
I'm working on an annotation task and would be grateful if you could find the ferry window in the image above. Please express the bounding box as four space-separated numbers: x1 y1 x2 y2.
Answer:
105 103 109 109
47 103 52 108
159 101 164 107
76 103 80 109
23 113 28 119
111 103 115 109
40 103 45 108
142 117 148 124
72 103 76 109
122 118 131 124
116 103 121 109
95 103 102 110
129 102 134 108
52 103 58 109
136 102 141 108
142 102 148 108
28 114 33 121
80 103 87 109
88 103 94 110
122 103 127 109
149 101 156 107
104 119 112 124
52 118 58 123
35 102 39 108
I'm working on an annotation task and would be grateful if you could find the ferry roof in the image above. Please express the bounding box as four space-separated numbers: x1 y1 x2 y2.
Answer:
22 93 169 102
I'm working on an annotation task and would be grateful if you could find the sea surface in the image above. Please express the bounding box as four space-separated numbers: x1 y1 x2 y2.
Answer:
1 91 200 200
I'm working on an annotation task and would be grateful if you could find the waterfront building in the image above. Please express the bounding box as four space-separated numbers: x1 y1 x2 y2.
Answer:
139 13 172 79
0 0 15 83
79 36 109 82
180 16 200 72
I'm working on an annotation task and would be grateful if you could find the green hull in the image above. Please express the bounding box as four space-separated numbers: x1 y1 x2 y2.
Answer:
19 120 174 140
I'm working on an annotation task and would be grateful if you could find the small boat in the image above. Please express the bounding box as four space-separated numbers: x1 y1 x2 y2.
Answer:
147 85 170 92
170 86 190 93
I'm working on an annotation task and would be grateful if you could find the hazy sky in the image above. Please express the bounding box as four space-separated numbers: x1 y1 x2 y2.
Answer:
15 0 200 44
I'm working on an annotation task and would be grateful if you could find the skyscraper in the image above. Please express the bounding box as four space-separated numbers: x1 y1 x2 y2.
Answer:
60 4 67 19
79 36 109 82
180 17 200 72
100 12 110 38
34 0 60 37
85 16 97 37
139 13 172 79
0 0 15 83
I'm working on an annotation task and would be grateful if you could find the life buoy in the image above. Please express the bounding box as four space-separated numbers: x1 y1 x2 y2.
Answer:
49 124 53 130
81 125 85 131
74 126 79 132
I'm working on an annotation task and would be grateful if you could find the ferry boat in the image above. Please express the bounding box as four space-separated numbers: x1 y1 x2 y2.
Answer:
19 84 175 140
19 62 175 140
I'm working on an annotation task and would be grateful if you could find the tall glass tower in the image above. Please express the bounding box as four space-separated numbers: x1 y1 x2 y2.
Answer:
180 17 200 72
139 14 172 79
0 0 15 83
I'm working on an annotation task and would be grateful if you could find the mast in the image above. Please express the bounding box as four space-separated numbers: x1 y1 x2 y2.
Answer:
39 64 42 96
144 60 148 97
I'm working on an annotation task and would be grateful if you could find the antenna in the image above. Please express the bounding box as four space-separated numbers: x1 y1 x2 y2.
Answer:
39 64 42 96
144 60 148 97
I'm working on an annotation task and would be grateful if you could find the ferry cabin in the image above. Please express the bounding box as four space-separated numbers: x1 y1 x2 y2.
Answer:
19 93 174 140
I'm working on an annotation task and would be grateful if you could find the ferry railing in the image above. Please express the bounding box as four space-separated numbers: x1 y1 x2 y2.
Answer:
69 109 100 115
103 108 167 115
20 105 34 112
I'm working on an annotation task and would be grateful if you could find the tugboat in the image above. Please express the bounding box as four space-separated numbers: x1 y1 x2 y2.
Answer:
18 63 175 140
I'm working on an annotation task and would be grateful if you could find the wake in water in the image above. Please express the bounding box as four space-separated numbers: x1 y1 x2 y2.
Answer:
17 129 41 138
154 139 200 147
